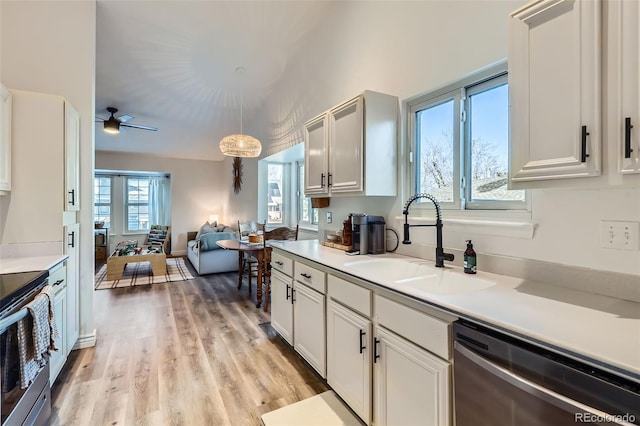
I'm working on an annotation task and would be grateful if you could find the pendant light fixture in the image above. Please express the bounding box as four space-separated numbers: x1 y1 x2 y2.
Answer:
219 67 262 158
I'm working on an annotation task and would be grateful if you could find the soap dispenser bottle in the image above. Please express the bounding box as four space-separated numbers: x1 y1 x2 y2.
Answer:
464 240 477 274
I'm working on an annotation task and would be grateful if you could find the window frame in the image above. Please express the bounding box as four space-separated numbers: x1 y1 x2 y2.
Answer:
407 60 528 212
93 176 112 228
266 162 285 225
297 161 318 226
125 176 150 233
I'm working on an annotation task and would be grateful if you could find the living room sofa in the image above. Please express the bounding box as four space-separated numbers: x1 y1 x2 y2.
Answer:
186 229 239 275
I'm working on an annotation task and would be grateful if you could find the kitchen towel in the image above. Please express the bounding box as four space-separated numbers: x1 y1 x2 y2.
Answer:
16 315 40 389
25 286 57 361
2 327 20 392
16 285 58 389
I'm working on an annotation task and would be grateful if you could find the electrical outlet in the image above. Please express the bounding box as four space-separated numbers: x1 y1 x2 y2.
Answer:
600 221 640 251
326 211 332 224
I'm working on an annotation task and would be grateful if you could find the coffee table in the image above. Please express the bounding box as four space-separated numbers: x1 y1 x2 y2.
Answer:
106 250 167 281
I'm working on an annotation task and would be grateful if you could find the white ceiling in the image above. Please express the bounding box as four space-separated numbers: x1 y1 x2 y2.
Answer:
95 1 334 161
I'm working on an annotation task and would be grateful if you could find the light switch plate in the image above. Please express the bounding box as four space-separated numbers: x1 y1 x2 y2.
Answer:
326 211 332 224
600 221 640 251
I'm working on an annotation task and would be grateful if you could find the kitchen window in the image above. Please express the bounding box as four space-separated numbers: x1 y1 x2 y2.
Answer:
267 163 284 225
409 62 526 211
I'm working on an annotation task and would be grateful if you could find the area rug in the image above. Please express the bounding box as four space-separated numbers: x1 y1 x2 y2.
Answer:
94 257 194 290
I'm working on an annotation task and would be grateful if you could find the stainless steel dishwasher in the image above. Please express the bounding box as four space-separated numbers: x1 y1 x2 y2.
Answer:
453 320 639 426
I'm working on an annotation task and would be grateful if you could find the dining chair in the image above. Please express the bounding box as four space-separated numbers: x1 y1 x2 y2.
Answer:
261 224 298 311
237 220 264 294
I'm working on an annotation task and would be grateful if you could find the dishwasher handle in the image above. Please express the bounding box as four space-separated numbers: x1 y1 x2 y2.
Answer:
454 342 635 426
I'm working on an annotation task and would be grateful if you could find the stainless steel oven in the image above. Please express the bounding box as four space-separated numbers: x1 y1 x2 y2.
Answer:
453 320 639 426
0 270 51 426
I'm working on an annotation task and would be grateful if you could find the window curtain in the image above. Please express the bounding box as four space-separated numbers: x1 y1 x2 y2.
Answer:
148 175 171 226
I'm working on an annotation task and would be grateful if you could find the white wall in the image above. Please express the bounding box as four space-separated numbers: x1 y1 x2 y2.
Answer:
261 1 640 278
1 1 97 345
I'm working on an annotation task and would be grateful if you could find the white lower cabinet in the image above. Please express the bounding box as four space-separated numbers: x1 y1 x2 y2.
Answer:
293 282 326 376
327 300 372 424
271 260 327 378
271 269 293 344
48 261 68 384
271 249 453 426
373 326 451 426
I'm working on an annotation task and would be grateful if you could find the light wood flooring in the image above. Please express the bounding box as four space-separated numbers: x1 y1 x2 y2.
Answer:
50 264 328 425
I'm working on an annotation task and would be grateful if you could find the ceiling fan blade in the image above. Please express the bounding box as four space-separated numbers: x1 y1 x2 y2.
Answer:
117 114 134 122
95 116 106 122
121 122 158 131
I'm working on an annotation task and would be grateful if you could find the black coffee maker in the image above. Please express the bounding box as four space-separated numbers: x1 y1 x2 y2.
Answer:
351 214 386 255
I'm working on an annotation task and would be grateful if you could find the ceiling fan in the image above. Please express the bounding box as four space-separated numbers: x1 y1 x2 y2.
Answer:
96 107 158 134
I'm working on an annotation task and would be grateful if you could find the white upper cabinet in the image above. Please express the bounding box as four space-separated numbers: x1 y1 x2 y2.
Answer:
0 84 11 194
616 0 640 173
65 101 80 210
304 113 329 194
304 90 398 197
509 0 601 187
6 90 79 243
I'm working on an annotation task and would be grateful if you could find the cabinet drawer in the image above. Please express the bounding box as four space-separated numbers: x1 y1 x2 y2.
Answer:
49 261 67 291
294 262 326 294
328 275 371 317
271 252 293 277
374 295 450 360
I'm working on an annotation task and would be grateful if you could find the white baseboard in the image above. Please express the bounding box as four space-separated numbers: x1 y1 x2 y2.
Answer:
171 249 187 256
73 329 97 349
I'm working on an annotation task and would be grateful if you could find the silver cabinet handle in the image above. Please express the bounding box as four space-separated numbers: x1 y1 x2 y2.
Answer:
454 342 634 425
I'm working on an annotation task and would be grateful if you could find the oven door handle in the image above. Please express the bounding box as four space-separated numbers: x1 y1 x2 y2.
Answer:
454 342 634 426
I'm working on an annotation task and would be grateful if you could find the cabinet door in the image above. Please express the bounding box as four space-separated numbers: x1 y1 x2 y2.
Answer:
65 223 80 351
64 101 80 211
49 284 67 384
0 84 11 193
271 270 293 344
327 300 371 424
293 282 326 377
329 96 364 193
304 113 329 195
373 326 451 426
509 0 601 186
618 0 640 173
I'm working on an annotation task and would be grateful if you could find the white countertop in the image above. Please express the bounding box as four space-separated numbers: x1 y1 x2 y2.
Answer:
0 254 68 274
272 240 640 382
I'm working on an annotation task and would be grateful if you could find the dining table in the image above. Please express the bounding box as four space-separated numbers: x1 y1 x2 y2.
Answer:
215 239 272 309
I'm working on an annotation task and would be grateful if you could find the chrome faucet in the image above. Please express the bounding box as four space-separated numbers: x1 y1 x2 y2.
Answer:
402 193 455 268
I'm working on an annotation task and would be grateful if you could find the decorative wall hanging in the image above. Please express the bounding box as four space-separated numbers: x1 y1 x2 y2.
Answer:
232 156 243 194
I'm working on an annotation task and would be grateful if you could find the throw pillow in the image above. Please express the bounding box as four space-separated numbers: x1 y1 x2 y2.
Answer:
196 221 216 240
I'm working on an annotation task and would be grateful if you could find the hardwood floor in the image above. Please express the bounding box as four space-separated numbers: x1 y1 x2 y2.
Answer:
51 265 328 425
